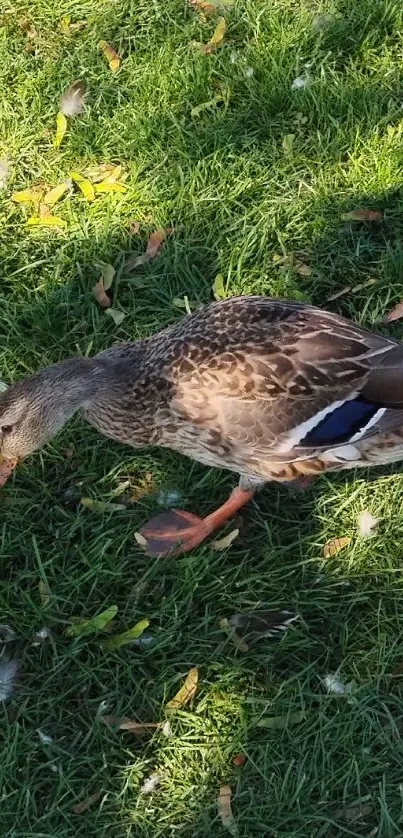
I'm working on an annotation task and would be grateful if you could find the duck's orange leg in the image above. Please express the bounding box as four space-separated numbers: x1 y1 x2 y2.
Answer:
139 487 254 557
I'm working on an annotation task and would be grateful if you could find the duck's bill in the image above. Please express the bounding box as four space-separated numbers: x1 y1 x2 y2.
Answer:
0 456 18 487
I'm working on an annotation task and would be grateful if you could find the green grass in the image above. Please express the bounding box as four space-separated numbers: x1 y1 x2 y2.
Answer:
3 0 403 834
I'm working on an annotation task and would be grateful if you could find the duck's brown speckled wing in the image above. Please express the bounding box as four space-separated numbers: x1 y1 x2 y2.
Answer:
158 297 403 474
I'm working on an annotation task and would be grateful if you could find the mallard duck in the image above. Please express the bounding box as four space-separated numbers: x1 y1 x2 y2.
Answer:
1 295 403 555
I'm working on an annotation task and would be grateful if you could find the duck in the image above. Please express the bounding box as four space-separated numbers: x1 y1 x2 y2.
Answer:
1 294 403 556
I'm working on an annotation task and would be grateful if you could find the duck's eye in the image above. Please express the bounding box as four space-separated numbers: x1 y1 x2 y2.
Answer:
1 425 13 435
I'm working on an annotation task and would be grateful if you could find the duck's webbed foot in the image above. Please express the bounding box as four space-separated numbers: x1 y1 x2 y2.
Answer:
139 486 255 557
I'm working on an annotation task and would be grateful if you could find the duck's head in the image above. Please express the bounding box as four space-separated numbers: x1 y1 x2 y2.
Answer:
0 357 100 466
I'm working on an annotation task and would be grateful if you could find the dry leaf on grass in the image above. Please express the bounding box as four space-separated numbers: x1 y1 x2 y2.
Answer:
323 536 351 558
11 187 43 205
94 180 127 194
54 112 67 148
384 300 403 323
334 801 373 821
92 263 115 310
341 208 382 222
70 171 95 201
80 497 125 512
254 710 306 729
327 277 377 302
125 228 172 271
217 785 238 837
101 618 150 650
294 259 312 277
129 220 141 235
27 213 68 228
99 40 120 71
211 528 239 551
212 273 226 300
43 182 68 207
73 790 102 815
66 605 118 637
282 133 295 155
60 79 87 117
166 666 198 710
232 753 246 767
101 715 161 733
201 17 226 53
59 16 87 36
38 580 51 607
105 308 125 326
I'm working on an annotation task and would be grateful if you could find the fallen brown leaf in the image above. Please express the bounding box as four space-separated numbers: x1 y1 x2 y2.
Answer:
323 536 351 558
73 790 102 815
166 666 198 710
341 208 382 222
101 715 161 733
92 279 111 309
99 40 120 71
218 785 238 836
146 227 172 258
125 227 172 271
384 300 403 323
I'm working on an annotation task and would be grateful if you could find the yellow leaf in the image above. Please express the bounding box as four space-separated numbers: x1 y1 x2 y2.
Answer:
99 40 120 71
43 182 68 207
323 536 351 559
94 181 127 194
59 15 71 35
27 214 67 228
11 188 42 205
101 618 150 650
102 164 122 183
54 112 67 149
80 497 125 512
211 528 239 551
166 666 198 711
202 16 226 53
70 171 95 201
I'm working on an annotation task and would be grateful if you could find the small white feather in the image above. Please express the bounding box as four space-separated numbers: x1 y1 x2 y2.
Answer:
0 657 19 701
0 157 10 189
357 510 379 538
37 729 53 744
141 772 161 794
292 75 309 90
59 80 87 117
323 673 353 695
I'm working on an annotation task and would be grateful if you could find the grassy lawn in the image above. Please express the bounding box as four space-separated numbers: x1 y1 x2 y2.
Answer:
3 0 403 834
